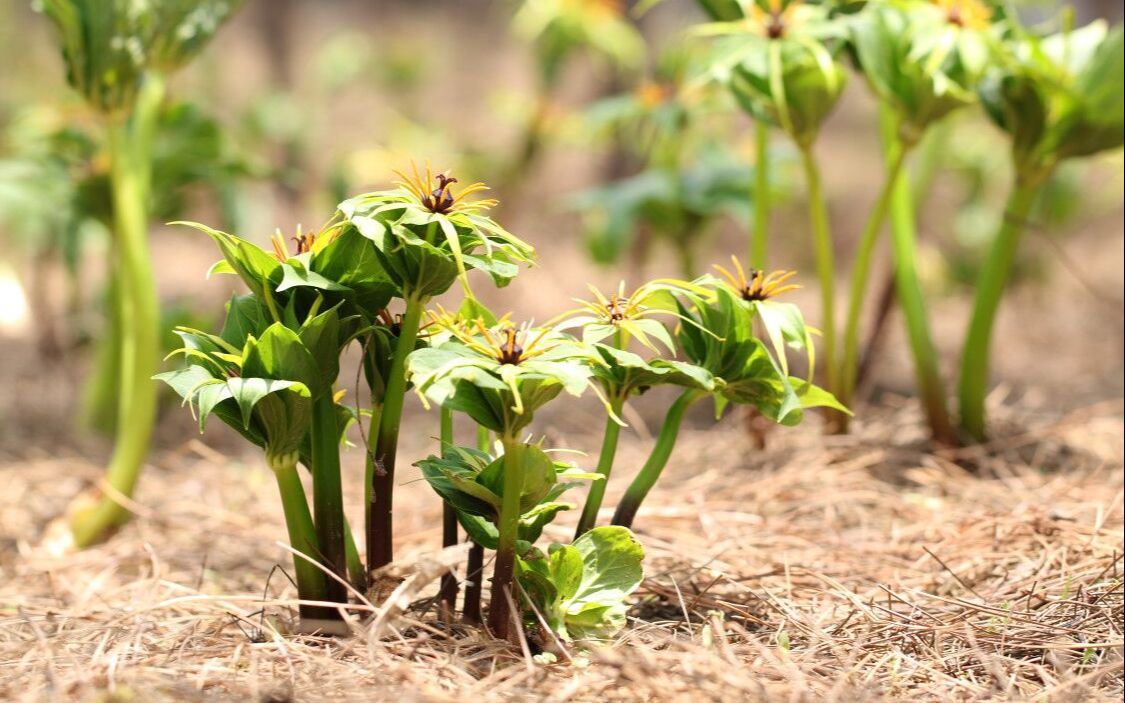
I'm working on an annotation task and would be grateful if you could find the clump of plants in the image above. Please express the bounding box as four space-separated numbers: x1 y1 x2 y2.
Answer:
154 150 835 643
677 0 1123 443
958 16 1123 439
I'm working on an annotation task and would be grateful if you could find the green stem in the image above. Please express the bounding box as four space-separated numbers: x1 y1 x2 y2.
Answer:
439 407 458 618
270 451 330 622
343 519 365 593
79 273 122 435
487 436 524 640
752 121 771 269
878 106 956 444
839 141 910 410
367 295 426 572
611 389 703 529
797 145 839 408
463 422 490 623
70 76 166 548
575 395 625 539
958 178 1042 442
309 393 348 611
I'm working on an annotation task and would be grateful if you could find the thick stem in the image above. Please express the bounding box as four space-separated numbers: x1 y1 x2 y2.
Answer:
463 541 485 625
343 519 365 593
367 296 426 573
752 121 771 269
878 107 957 445
487 437 524 640
958 179 1042 442
309 393 348 610
798 146 839 411
612 389 703 529
69 77 166 547
461 424 490 624
79 272 122 435
839 143 910 411
575 396 625 539
439 407 459 619
270 452 331 622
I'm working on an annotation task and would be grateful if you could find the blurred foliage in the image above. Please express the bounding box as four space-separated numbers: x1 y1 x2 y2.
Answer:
35 0 244 114
570 44 783 276
514 0 646 84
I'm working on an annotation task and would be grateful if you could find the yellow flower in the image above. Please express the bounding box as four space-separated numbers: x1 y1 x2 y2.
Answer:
932 0 992 31
747 0 802 40
636 81 671 108
714 256 800 301
392 162 498 215
428 307 557 366
269 225 334 261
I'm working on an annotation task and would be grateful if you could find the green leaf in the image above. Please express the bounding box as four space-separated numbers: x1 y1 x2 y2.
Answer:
241 323 322 395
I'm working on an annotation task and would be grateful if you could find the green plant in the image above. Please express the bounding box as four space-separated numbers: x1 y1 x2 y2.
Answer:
552 281 715 537
699 1 848 418
510 0 645 178
690 0 778 270
840 0 993 440
336 164 535 575
959 17 1123 439
175 220 398 616
611 264 843 528
39 0 242 547
156 303 351 630
408 316 599 639
518 525 644 642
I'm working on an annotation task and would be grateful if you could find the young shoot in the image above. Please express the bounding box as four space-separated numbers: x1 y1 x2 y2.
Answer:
407 315 598 640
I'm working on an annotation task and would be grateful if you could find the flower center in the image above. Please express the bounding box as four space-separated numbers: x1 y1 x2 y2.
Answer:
498 328 524 365
423 174 458 214
606 294 629 322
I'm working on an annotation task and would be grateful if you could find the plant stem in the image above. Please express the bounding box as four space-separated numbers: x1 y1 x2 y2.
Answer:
270 452 330 622
797 146 839 405
367 295 426 573
487 436 524 640
463 540 485 625
461 424 490 623
439 407 458 619
752 121 771 269
79 273 122 435
343 519 365 593
612 389 703 529
575 395 625 539
69 76 166 547
958 178 1042 441
878 106 956 444
309 392 348 611
839 142 910 411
